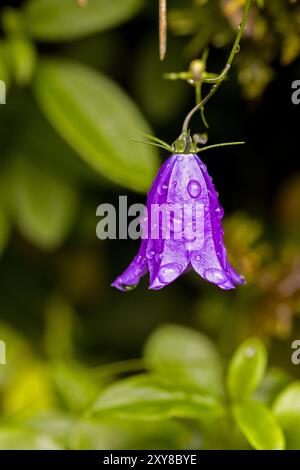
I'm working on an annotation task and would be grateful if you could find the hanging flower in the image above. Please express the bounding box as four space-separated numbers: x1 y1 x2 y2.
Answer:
112 136 244 291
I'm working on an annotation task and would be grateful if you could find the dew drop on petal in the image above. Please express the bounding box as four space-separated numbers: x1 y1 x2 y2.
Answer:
158 184 168 195
203 268 228 285
187 179 202 198
146 250 156 260
195 255 201 261
215 207 224 219
120 282 138 292
155 253 163 262
158 263 182 284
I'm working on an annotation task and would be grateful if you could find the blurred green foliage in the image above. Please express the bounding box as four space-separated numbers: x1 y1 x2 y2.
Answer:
0 0 299 450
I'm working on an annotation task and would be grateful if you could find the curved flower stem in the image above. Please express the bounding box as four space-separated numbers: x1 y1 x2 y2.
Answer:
181 0 252 133
159 0 167 60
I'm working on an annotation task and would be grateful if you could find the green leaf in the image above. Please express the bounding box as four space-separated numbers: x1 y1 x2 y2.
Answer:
7 37 37 86
253 367 291 406
50 361 99 413
10 157 78 250
90 375 224 421
22 0 143 41
0 41 10 87
232 400 285 450
273 382 300 449
33 59 159 193
144 324 223 396
227 337 267 401
0 428 62 450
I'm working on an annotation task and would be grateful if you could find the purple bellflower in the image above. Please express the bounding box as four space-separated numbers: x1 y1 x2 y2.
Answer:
112 136 244 292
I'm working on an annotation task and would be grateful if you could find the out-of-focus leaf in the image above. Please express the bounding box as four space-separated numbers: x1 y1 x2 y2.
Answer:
0 428 62 450
90 375 224 421
7 37 37 86
33 60 159 192
0 322 33 387
273 382 300 449
22 0 143 41
29 413 194 450
10 157 78 250
253 368 291 406
3 362 53 414
0 201 10 255
50 361 99 413
227 337 267 401
11 95 104 187
144 324 223 396
232 400 285 450
0 41 10 87
25 411 74 448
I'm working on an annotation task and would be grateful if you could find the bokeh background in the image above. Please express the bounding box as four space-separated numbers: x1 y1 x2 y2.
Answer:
0 0 300 450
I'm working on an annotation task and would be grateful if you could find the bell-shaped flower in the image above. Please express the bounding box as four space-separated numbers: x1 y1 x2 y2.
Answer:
112 151 244 291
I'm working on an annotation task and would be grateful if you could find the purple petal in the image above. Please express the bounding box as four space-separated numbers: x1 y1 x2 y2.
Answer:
112 155 177 292
189 154 242 289
148 155 193 289
111 238 148 291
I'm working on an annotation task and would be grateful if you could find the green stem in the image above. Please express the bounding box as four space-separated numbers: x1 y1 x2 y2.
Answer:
198 141 245 153
182 0 252 133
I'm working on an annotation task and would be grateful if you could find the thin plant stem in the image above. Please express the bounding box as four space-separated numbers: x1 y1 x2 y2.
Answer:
198 141 245 153
159 0 167 60
182 0 252 133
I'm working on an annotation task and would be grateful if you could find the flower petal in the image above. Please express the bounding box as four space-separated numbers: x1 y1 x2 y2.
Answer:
112 155 177 291
111 238 148 291
148 154 194 289
189 155 238 290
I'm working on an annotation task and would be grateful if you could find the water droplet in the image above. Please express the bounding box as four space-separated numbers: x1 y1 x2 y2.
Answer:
246 347 256 358
203 268 228 285
158 184 168 195
146 250 156 260
155 253 163 262
195 255 201 261
187 179 202 198
193 133 208 145
215 207 224 219
178 156 183 161
204 206 209 212
120 283 138 292
158 263 181 284
236 45 240 53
